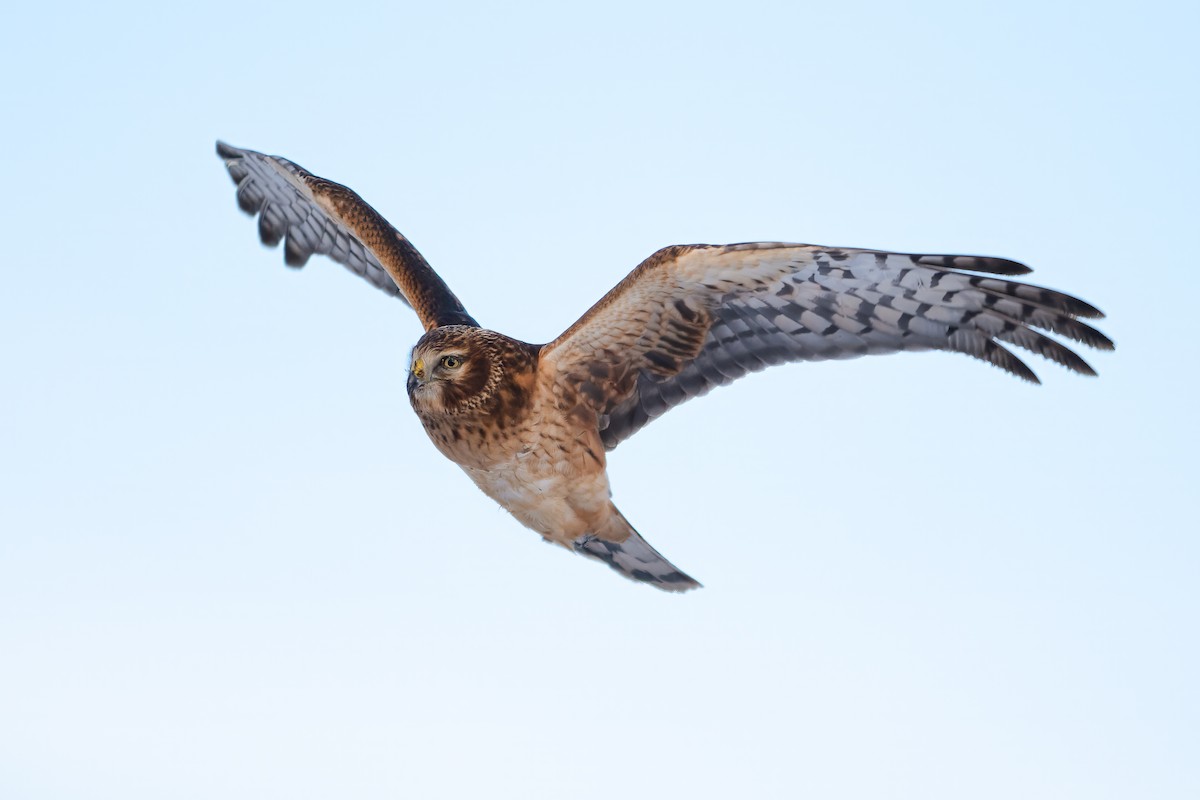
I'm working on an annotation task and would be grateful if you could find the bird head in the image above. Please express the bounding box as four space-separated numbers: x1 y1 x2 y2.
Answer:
407 327 493 415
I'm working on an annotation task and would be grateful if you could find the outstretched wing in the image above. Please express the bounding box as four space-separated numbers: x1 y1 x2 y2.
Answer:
541 242 1112 450
215 141 477 330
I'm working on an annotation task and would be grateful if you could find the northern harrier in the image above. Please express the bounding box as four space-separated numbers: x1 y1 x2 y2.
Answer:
215 142 1112 592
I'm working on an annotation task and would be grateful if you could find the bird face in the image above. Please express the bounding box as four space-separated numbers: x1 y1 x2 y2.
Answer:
407 340 487 415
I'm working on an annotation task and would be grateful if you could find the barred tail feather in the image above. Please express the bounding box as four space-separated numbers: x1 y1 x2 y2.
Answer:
573 509 701 593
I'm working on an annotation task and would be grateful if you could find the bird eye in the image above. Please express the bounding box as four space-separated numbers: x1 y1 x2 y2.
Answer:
441 355 462 369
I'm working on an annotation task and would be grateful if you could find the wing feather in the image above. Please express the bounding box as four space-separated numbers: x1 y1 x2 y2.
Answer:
541 243 1112 450
215 141 476 330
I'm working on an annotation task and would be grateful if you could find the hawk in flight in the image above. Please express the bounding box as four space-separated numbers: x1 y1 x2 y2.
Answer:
215 142 1112 592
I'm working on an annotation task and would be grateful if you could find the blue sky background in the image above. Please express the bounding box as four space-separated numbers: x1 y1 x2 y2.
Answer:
2 1 1197 798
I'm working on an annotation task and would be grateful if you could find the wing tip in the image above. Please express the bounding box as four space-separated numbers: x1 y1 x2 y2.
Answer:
215 139 241 159
1047 347 1096 378
916 254 1033 276
1072 299 1106 320
997 342 1041 384
986 257 1034 276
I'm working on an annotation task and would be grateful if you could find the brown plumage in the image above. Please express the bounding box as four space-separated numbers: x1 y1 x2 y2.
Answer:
216 142 1114 592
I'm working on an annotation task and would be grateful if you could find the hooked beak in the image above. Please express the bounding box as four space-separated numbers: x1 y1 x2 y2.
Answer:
407 357 426 394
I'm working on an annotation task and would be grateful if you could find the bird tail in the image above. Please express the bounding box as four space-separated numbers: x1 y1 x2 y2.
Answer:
573 508 701 593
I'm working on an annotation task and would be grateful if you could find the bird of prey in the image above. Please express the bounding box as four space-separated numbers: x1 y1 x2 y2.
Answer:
215 141 1112 592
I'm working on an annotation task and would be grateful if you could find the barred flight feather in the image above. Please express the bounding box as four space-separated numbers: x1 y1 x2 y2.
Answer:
542 243 1112 449
216 142 476 330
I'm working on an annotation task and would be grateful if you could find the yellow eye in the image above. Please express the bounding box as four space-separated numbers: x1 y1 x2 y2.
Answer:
441 355 462 369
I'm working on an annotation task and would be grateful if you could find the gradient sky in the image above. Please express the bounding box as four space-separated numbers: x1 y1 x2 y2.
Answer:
2 1 1197 798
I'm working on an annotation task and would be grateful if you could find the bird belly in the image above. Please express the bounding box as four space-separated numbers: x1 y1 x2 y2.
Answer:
460 454 610 545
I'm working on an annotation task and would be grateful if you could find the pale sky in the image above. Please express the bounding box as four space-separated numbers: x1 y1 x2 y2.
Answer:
2 1 1197 798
